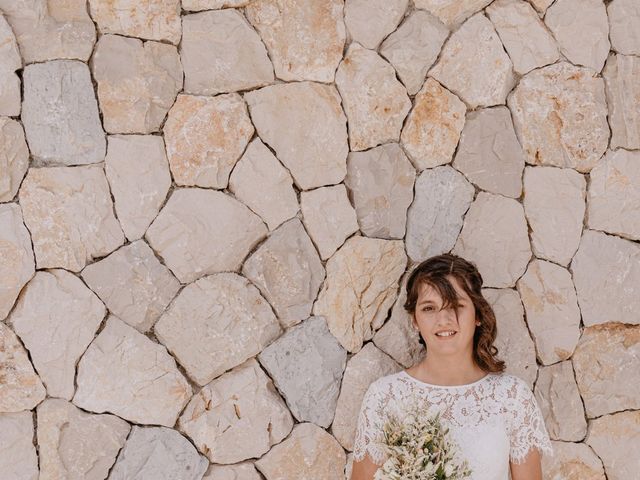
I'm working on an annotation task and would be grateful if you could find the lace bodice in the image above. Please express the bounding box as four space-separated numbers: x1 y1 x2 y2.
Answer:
352 370 554 480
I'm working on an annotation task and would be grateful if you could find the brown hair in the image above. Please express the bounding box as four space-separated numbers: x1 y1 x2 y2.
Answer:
403 253 506 373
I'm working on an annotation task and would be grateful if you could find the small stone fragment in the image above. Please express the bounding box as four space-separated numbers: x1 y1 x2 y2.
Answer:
344 0 408 50
0 15 21 116
0 411 38 480
603 53 640 150
413 0 493 28
183 0 252 10
607 0 640 55
0 119 29 203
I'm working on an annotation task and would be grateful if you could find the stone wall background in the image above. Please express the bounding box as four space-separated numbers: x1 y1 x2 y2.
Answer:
1 0 639 479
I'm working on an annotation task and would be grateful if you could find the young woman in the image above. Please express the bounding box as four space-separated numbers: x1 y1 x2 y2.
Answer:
350 254 553 480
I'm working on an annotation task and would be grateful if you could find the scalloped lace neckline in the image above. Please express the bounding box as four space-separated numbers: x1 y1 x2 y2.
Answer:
400 370 493 389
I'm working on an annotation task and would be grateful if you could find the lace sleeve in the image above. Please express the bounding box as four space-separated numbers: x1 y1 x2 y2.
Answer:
352 381 387 466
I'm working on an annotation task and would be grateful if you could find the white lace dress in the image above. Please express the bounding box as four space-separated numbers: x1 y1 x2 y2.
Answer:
352 370 554 480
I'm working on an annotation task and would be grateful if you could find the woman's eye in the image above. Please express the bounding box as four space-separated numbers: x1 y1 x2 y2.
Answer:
422 306 433 311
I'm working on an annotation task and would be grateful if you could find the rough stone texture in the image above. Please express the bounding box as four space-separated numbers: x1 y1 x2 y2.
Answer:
181 10 274 95
154 273 282 386
73 316 192 427
452 106 525 198
507 62 609 173
89 0 181 45
22 60 105 166
258 316 347 428
146 188 267 284
300 184 359 260
572 323 640 418
19 166 124 272
400 78 466 171
345 143 415 240
178 359 293 464
570 230 640 327
0 16 21 116
516 260 581 365
380 11 449 96
313 236 406 353
336 43 411 151
104 135 172 241
183 0 253 10
406 166 475 263
0 323 45 413
8 270 105 400
344 0 408 50
245 82 348 190
93 34 182 134
81 241 180 333
242 218 325 328
228 138 299 231
37 398 130 480
541 441 606 480
545 0 610 72
413 0 493 28
523 166 586 266
163 94 253 188
430 13 516 109
0 118 29 202
0 411 38 480
527 0 554 13
203 463 262 480
607 0 640 55
245 0 345 82
109 426 209 480
603 53 640 150
486 0 559 75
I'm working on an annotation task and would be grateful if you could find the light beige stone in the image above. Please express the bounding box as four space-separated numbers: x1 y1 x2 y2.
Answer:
0 411 38 480
183 0 252 10
344 0 408 50
73 316 192 426
181 10 274 95
414 0 493 28
93 34 182 134
163 94 253 188
245 82 348 190
245 0 345 82
0 119 29 203
541 441 606 480
0 15 21 116
400 78 466 171
203 463 262 480
527 0 554 13
603 54 640 150
608 0 640 55
508 62 609 173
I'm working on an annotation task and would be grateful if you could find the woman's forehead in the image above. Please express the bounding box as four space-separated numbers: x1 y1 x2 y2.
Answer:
417 276 469 301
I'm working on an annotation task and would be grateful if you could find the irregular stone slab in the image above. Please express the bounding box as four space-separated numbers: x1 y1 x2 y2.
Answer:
258 317 347 427
104 135 171 240
516 260 581 365
254 422 346 479
508 62 609 173
400 78 466 170
541 441 606 480
183 0 252 10
163 94 254 188
37 398 130 480
527 0 554 13
109 426 209 480
19 166 125 272
607 0 640 55
313 236 406 353
300 184 359 260
345 143 415 240
344 0 408 50
0 16 21 116
452 106 524 198
0 323 45 412
89 0 181 44
73 316 192 427
146 188 267 283
603 54 640 150
0 119 29 203
572 323 640 418
93 34 182 134
570 230 640 327
155 273 282 386
245 0 345 82
81 241 180 333
486 0 559 75
22 60 105 166
0 411 38 480
545 0 609 72
430 13 516 108
523 166 586 266
242 218 324 328
178 359 293 463
413 0 493 28
245 82 348 190
8 270 105 400
380 10 449 95
228 138 299 231
204 463 262 480
406 166 474 262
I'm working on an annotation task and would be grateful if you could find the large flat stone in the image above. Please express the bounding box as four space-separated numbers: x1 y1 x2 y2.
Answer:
585 411 640 479
607 0 640 55
0 16 21 116
0 411 38 480
344 0 408 49
203 463 262 480
541 441 606 480
603 53 640 150
414 0 493 28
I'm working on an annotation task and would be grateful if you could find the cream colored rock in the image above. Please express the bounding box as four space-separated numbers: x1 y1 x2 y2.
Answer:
313 236 406 353
603 54 640 150
0 119 29 203
73 316 192 427
400 78 466 170
93 34 182 134
181 10 274 95
430 13 516 108
414 0 493 28
0 16 21 116
0 411 38 480
608 0 640 55
508 62 609 173
146 188 267 283
183 0 252 10
163 94 253 188
204 463 262 480
527 0 554 13
178 359 293 464
541 441 606 480
344 0 408 50
245 0 345 82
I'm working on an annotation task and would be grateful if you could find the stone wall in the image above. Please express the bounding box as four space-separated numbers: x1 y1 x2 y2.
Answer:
0 0 639 479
